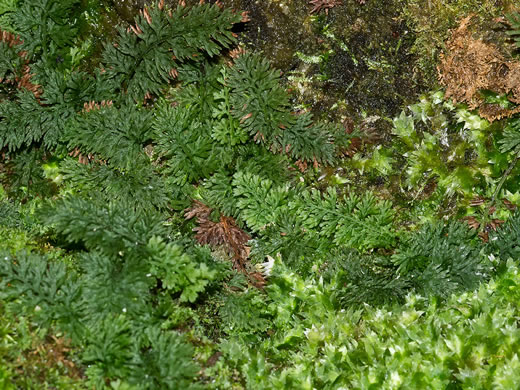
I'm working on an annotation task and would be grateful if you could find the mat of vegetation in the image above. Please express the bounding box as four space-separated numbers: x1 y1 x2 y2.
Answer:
1 0 520 388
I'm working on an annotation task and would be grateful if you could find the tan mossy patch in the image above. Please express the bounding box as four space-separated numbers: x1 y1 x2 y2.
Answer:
438 15 520 122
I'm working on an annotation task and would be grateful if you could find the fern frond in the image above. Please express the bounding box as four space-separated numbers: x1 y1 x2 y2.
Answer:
226 53 342 164
41 196 166 257
102 2 241 101
227 53 292 145
324 251 409 307
289 188 396 251
232 171 290 232
153 104 229 185
488 211 520 265
506 12 520 48
0 0 17 32
80 251 153 320
60 158 169 212
66 105 153 170
392 221 491 297
0 91 45 151
0 251 85 335
129 327 201 390
2 148 55 199
13 0 80 63
232 172 396 252
147 236 217 303
499 116 520 154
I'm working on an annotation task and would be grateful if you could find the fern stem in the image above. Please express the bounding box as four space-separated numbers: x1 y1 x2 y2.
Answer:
492 154 520 205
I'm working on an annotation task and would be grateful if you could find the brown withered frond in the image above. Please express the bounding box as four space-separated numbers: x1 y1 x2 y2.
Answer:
82 100 113 113
1 29 23 47
309 0 341 15
229 46 246 60
185 201 251 271
338 117 365 159
0 29 42 98
438 15 520 122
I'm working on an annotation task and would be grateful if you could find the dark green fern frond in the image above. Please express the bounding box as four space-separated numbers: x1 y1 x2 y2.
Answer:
82 314 134 384
1 148 56 199
129 327 201 390
66 105 153 170
499 116 520 154
506 12 520 48
279 112 335 165
0 0 17 32
0 91 45 151
0 29 26 89
102 2 241 102
232 172 396 252
153 104 229 185
41 196 166 257
249 211 324 274
488 211 520 266
79 251 153 321
0 250 85 334
392 221 491 297
0 69 114 153
60 158 169 212
232 171 290 233
201 169 237 217
174 61 224 120
324 251 409 308
289 188 396 251
227 53 292 146
13 0 80 64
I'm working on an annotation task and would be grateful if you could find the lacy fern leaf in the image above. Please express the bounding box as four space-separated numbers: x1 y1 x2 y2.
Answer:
102 2 241 101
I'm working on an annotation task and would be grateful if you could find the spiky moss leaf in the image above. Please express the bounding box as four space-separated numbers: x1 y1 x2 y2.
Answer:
220 261 520 389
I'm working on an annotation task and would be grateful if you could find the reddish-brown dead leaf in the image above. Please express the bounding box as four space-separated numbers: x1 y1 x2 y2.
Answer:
185 201 251 273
